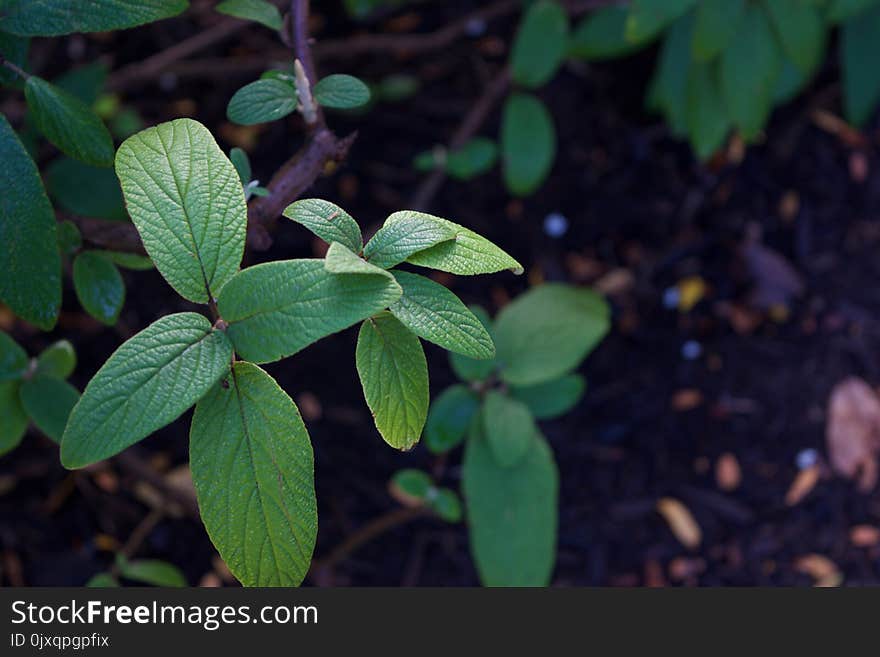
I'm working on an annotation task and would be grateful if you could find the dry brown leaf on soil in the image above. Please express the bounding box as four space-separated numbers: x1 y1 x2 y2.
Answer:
826 378 880 492
715 452 742 492
794 554 842 587
850 525 880 548
656 497 702 550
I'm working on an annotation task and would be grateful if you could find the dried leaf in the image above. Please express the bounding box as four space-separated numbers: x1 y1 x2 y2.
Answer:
850 524 880 548
672 389 703 412
826 378 880 492
794 554 842 587
785 464 821 506
656 497 702 550
715 452 741 492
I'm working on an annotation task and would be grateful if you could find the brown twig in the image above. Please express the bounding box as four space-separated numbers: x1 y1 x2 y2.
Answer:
411 67 511 210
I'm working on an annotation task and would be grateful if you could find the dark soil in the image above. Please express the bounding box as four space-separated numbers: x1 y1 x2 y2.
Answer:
3 1 880 587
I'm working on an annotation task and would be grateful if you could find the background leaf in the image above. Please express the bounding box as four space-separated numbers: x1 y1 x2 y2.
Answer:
117 557 186 587
218 259 402 363
765 0 825 75
0 31 29 87
648 15 693 137
227 79 297 125
61 313 233 468
483 390 537 468
691 0 745 62
191 362 317 587
445 138 498 181
501 92 556 197
115 118 247 303
35 340 76 379
449 306 498 381
0 0 188 36
494 284 609 386
0 381 28 456
625 0 698 43
73 251 125 325
510 0 569 88
389 271 494 359
0 115 61 330
46 157 127 221
510 373 585 420
313 74 371 109
216 0 282 30
424 384 480 454
19 376 79 443
356 312 429 450
569 6 646 60
686 59 730 159
25 76 114 167
463 424 558 586
0 331 28 382
283 199 363 254
841 5 880 126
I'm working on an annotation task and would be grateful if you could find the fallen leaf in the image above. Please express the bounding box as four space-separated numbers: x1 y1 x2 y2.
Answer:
785 464 821 506
656 497 702 550
594 268 634 297
850 524 880 548
672 389 703 412
826 378 880 492
794 554 842 587
715 452 742 492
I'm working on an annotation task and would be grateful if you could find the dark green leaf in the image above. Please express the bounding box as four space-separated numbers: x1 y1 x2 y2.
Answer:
0 31 29 87
510 373 585 420
57 220 82 257
216 0 282 30
569 7 644 60
0 381 27 456
46 157 127 221
227 79 297 125
424 384 480 454
73 251 125 325
501 92 555 196
445 138 498 180
841 5 880 126
686 60 731 159
389 469 432 506
117 557 186 587
691 0 745 62
0 115 61 330
0 330 27 382
85 573 118 587
0 0 188 36
35 340 76 379
100 251 155 271
54 62 108 106
765 0 825 74
230 147 251 185
510 0 569 88
19 376 79 442
430 488 462 523
626 0 698 43
827 0 877 22
647 14 693 136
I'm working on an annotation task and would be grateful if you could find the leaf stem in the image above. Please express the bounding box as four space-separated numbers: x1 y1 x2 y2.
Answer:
0 55 30 81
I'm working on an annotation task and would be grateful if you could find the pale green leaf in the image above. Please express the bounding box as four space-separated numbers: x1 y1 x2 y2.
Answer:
363 211 456 269
0 331 28 382
283 199 363 254
46 157 127 221
483 390 537 468
85 573 119 587
510 0 569 88
445 138 498 181
449 306 498 381
0 116 61 330
0 382 28 456
501 92 555 197
0 0 188 36
35 340 76 380
313 74 371 109
691 0 745 62
117 557 186 587
389 270 494 359
216 0 282 30
510 373 585 420
227 79 297 125
494 284 609 386
324 242 394 280
841 5 880 126
25 76 114 167
61 312 233 468
218 259 402 363
424 384 480 454
19 376 79 442
73 251 125 326
393 213 523 276
356 312 428 450
115 118 247 303
625 0 698 43
463 423 558 586
191 361 317 586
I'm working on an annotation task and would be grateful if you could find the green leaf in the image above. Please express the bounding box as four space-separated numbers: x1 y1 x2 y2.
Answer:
54 62 108 106
115 119 247 303
216 0 282 30
363 211 456 269
35 340 76 379
191 361 317 587
117 557 186 587
424 384 480 454
510 373 585 420
283 199 363 254
569 6 646 60
46 157 127 221
324 242 395 279
430 489 462 523
0 0 188 36
85 573 118 587
691 0 745 62
25 76 113 167
463 423 558 586
719 3 783 139
0 115 61 330
229 147 251 185
494 284 609 386
449 306 498 382
61 312 233 468
510 0 569 88
501 92 555 197
765 0 825 75
482 390 537 468
686 59 730 159
389 270 494 359
0 31 29 87
0 381 28 456
356 312 429 450
226 79 297 125
827 0 878 22
57 220 82 257
389 468 433 506
841 5 880 126
73 251 125 325
100 251 155 271
396 214 523 276
313 74 371 109
0 331 28 382
445 138 498 181
625 0 698 43
648 15 693 136
218 259 402 363
19 376 79 443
